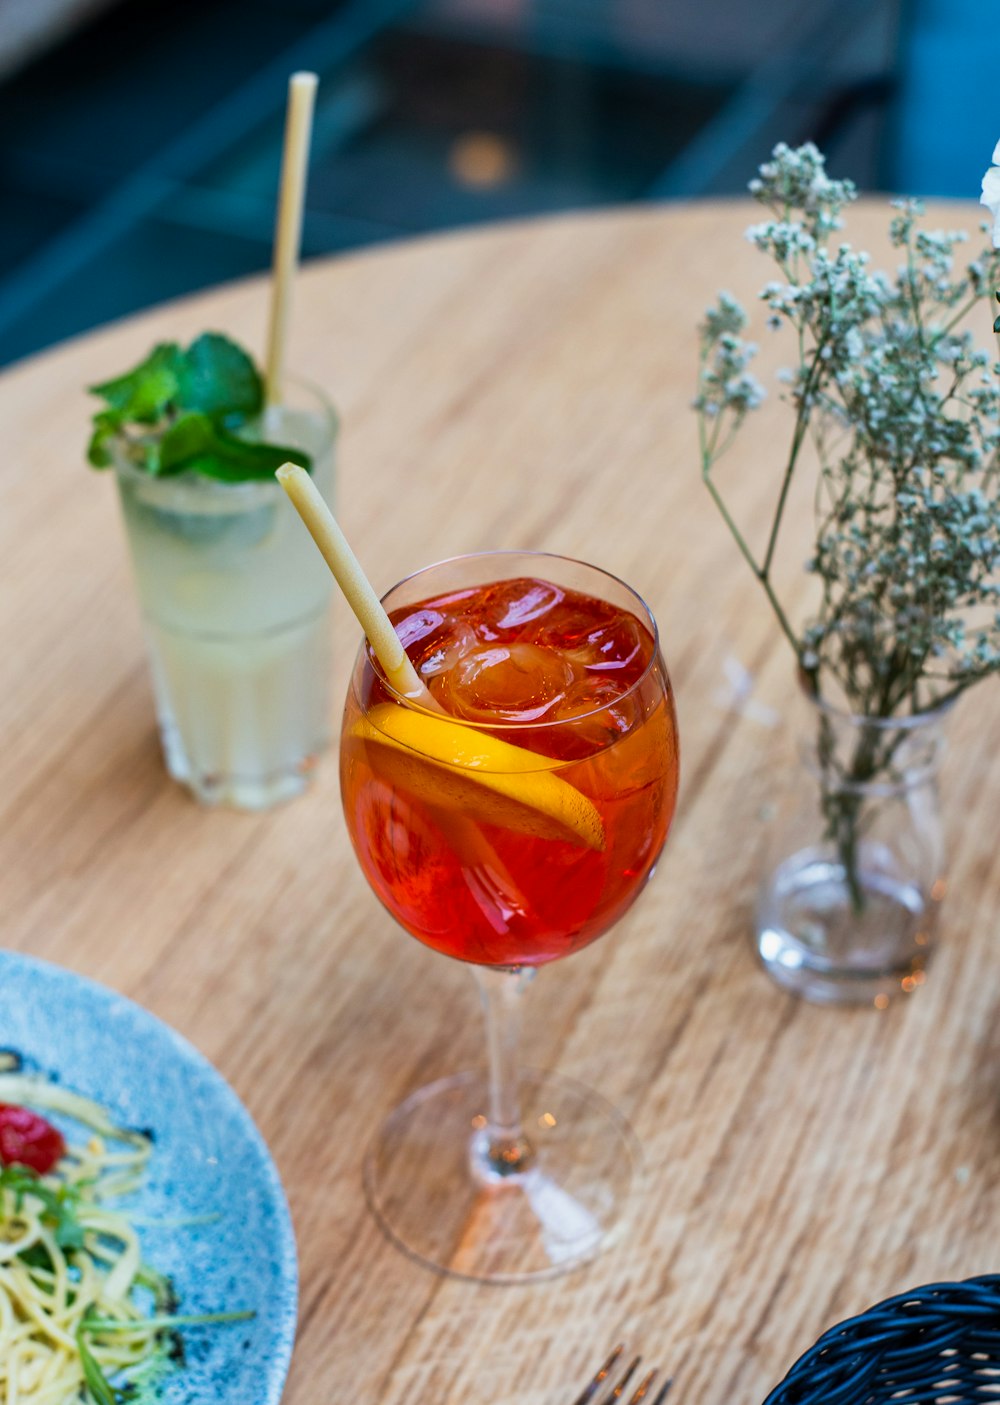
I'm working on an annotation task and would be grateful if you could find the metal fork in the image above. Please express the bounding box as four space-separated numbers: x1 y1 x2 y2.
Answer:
571 1345 673 1405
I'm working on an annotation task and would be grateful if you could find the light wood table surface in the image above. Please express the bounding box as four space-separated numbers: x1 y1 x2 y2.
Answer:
2 200 999 1405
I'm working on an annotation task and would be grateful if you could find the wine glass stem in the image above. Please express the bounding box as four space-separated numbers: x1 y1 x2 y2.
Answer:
473 964 537 1179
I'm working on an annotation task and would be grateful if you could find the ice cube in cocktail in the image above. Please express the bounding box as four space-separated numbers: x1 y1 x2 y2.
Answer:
341 570 678 965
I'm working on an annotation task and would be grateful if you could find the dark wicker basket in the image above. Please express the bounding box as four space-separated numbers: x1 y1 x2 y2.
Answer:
762 1276 1000 1404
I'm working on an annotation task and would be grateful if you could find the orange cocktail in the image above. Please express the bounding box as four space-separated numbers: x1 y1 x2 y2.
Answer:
342 572 677 967
340 552 678 1282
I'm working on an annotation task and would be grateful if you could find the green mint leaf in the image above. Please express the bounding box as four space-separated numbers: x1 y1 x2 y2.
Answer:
157 413 221 475
183 437 310 482
157 411 309 481
87 334 314 481
77 1321 120 1405
89 344 185 424
175 333 262 422
87 411 123 468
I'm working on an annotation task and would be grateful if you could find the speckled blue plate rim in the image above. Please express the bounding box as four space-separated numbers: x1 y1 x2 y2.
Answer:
0 949 299 1405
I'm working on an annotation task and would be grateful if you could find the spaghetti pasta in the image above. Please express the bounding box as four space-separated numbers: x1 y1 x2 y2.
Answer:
0 1060 248 1404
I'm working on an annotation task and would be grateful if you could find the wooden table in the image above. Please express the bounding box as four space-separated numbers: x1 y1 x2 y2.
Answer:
2 201 999 1404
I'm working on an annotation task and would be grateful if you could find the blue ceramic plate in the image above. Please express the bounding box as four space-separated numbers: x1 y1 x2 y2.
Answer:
0 950 297 1405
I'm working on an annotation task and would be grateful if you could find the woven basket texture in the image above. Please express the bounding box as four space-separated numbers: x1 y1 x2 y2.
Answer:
762 1276 1000 1404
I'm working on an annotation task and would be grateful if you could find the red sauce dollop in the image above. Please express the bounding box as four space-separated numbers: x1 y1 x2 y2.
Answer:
0 1104 65 1173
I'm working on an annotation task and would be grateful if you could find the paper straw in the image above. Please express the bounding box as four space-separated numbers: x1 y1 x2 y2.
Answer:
276 464 427 700
264 72 318 408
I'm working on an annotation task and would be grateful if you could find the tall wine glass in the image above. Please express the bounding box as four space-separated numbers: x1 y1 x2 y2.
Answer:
341 552 679 1281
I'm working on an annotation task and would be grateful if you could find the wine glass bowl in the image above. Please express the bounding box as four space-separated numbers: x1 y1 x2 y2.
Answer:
340 552 678 1280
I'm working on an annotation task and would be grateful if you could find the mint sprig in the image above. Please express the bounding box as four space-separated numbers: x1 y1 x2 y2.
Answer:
87 333 312 483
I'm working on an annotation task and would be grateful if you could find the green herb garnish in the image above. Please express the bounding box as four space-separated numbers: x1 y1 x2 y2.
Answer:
87 333 311 482
78 1317 121 1405
0 1162 86 1249
83 1310 256 1332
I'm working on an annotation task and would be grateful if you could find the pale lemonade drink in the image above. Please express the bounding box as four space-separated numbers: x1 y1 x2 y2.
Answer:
116 394 336 808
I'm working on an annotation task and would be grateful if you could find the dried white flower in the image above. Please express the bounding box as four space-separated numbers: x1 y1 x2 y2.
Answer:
697 142 1000 721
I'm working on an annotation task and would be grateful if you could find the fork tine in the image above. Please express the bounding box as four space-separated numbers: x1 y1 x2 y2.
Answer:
626 1368 659 1402
571 1346 624 1405
572 1349 674 1405
609 1357 642 1400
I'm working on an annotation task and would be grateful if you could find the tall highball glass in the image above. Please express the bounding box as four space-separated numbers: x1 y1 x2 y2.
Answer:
115 378 337 809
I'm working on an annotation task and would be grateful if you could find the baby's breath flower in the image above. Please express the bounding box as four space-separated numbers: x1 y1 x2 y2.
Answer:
697 141 1000 723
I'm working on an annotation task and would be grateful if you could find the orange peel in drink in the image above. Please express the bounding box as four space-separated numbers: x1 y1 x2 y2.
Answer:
349 703 605 851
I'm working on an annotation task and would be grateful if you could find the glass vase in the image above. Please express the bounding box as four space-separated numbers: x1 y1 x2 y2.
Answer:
754 692 948 1006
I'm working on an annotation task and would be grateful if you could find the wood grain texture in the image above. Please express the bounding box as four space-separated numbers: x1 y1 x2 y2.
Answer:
1 200 999 1405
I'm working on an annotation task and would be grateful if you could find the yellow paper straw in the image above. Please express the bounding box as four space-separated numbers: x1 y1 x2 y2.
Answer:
276 464 427 700
265 72 318 408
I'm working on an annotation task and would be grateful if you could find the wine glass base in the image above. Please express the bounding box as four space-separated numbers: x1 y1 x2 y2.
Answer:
363 1068 640 1283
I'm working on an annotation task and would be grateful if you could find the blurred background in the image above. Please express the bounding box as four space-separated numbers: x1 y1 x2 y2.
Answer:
0 0 995 367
